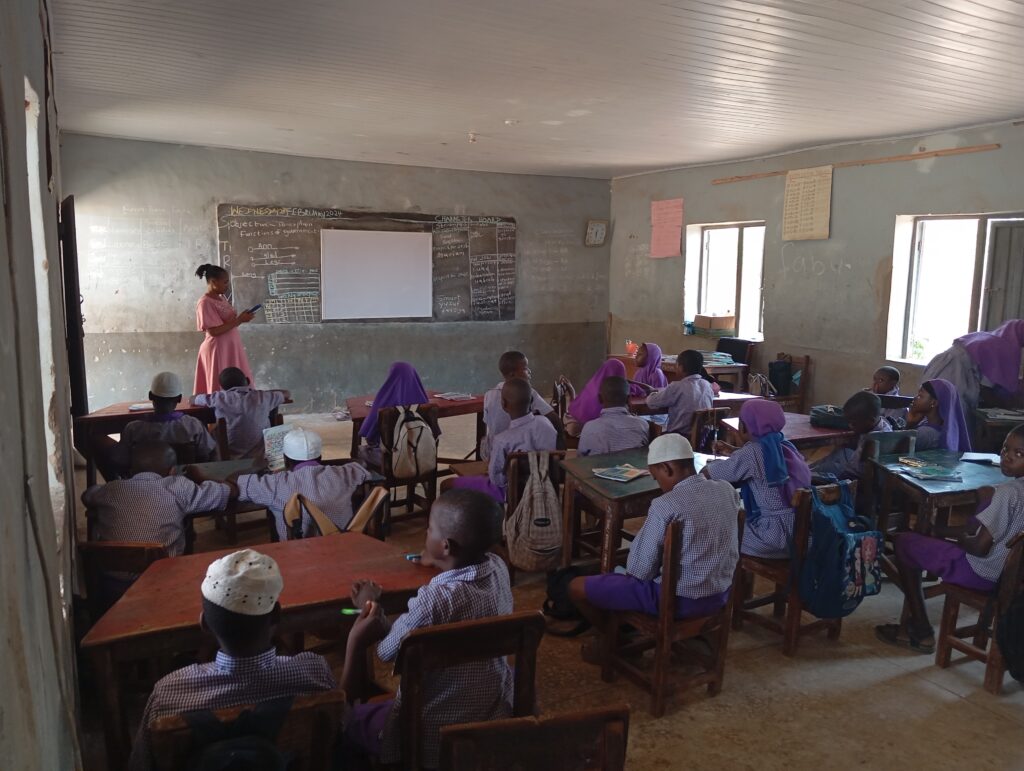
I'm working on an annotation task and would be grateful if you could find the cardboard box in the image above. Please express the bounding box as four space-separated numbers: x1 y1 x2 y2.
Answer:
693 314 735 331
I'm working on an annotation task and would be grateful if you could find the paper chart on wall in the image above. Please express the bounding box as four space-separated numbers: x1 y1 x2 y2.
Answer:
650 198 684 258
783 165 833 241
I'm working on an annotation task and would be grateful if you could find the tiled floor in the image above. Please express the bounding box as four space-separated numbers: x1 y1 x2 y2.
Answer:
77 413 1024 770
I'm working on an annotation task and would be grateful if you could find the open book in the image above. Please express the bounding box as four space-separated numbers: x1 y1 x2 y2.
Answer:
592 464 651 483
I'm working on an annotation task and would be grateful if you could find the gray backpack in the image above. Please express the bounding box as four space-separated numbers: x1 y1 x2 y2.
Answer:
503 452 562 572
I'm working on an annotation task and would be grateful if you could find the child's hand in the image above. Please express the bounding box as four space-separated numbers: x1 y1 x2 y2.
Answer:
183 465 204 483
351 579 383 608
349 601 387 646
711 440 735 456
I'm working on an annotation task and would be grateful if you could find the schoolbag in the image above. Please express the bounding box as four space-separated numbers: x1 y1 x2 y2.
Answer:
542 564 599 637
809 404 848 429
385 405 437 481
768 358 793 397
503 452 563 573
798 481 883 619
283 493 341 539
180 696 292 771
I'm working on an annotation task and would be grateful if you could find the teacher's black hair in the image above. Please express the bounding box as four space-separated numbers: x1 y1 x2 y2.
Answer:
195 263 228 281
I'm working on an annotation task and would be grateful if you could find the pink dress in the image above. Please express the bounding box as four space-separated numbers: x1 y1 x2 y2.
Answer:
194 294 254 394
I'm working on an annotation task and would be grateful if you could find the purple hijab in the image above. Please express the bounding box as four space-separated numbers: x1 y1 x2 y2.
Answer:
359 362 429 443
957 319 1024 393
635 343 669 389
923 378 972 452
739 399 811 503
569 359 638 425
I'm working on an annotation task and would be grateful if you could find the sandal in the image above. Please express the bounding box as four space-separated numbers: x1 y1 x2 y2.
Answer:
874 623 935 654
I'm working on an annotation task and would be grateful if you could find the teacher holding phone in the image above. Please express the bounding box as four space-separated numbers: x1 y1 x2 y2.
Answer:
193 263 257 393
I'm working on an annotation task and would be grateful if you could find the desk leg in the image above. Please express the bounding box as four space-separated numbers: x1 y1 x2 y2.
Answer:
561 476 578 568
93 647 129 770
350 418 362 459
475 411 485 461
600 504 623 574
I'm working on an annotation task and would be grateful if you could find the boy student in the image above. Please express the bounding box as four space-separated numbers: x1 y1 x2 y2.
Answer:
192 427 371 540
488 378 559 497
128 549 336 771
812 390 891 480
481 350 561 460
643 349 714 436
577 375 650 456
342 489 512 769
876 424 1024 653
569 434 740 648
192 366 290 460
84 440 231 558
870 365 908 428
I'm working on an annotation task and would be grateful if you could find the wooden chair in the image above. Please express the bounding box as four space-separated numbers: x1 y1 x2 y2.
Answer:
391 611 546 770
376 404 442 528
212 418 230 459
689 407 731 453
732 483 855 656
599 509 745 717
439 705 630 771
771 353 810 414
863 430 918 574
501 451 567 582
347 485 389 539
715 337 756 365
78 540 167 622
149 688 347 771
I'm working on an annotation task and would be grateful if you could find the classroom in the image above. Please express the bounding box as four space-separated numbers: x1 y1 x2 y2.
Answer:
5 1 1024 768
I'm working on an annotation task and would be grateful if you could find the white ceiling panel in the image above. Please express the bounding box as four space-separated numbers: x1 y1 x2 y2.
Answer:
51 0 1024 178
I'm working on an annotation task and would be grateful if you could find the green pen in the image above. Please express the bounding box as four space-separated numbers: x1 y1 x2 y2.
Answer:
340 608 361 616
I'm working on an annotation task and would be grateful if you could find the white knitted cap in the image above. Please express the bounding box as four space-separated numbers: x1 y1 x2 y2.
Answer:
282 427 322 461
150 371 183 399
201 549 283 616
648 433 694 465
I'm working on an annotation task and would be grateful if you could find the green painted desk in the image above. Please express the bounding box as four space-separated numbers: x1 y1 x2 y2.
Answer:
560 448 717 572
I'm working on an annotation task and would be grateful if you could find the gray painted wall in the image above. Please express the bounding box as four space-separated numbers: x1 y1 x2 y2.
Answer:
609 123 1024 406
61 134 610 411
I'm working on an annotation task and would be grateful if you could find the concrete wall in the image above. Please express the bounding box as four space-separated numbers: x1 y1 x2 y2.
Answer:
1 0 80 767
61 134 611 412
609 122 1024 406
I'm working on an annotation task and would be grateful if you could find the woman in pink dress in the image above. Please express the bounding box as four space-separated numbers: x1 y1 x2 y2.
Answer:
193 263 255 394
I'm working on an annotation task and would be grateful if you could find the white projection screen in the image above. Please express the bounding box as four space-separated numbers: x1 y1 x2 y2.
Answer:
320 229 433 320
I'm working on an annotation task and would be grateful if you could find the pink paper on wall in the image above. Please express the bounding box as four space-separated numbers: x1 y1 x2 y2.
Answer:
650 198 684 258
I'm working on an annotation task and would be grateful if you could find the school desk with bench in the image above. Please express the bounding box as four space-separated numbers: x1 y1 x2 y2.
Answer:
722 412 855 452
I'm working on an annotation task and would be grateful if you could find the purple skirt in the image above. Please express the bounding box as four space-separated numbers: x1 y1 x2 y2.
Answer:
894 532 996 592
584 573 730 619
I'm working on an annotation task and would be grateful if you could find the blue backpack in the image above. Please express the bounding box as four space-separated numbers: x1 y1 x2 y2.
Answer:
798 481 883 619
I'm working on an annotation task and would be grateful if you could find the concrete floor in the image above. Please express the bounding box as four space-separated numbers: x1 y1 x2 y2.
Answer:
77 413 1024 770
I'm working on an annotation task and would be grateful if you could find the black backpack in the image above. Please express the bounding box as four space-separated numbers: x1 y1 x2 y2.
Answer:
180 696 293 771
542 564 598 637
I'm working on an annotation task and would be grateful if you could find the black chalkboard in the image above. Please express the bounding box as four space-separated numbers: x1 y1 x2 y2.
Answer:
217 204 516 323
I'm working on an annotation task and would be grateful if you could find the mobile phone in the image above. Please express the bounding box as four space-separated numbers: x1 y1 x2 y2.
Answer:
245 304 262 314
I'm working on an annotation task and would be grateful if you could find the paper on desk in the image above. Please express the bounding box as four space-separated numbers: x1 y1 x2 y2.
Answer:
961 452 1000 465
128 403 152 411
435 392 474 401
263 424 292 472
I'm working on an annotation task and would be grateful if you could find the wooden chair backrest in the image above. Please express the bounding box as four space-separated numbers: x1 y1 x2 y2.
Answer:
863 430 917 461
78 540 167 620
282 493 341 539
347 486 388 538
715 337 756 365
439 705 630 771
504 450 567 516
878 394 914 410
378 404 441 481
149 688 346 771
689 407 731 453
170 442 198 465
790 482 857 563
212 418 230 459
394 611 546 770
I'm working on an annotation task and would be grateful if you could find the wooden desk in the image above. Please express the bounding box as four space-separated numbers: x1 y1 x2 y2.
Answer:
607 353 749 391
973 408 1024 452
560 448 717 573
629 391 762 417
722 412 855 452
346 390 486 459
81 533 435 769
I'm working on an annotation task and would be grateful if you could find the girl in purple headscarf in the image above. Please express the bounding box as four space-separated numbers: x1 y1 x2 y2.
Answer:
907 378 972 452
632 343 669 390
357 362 430 466
703 399 812 558
562 359 644 436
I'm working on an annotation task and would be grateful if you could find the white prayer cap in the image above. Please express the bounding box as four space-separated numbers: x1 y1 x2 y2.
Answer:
150 371 183 399
648 433 694 465
283 427 322 461
201 549 283 616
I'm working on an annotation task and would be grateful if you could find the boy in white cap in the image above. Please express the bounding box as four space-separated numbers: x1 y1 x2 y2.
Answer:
198 427 371 540
98 371 218 479
341 489 511 769
128 548 336 771
568 434 741 647
191 366 291 461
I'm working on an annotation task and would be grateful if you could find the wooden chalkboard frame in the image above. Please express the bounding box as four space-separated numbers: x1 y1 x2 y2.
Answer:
216 204 516 324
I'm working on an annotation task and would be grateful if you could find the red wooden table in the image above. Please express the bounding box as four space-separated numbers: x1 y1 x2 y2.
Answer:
346 390 485 459
722 412 855 451
81 533 436 768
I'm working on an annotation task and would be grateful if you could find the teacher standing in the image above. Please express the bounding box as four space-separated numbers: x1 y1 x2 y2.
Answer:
193 263 255 394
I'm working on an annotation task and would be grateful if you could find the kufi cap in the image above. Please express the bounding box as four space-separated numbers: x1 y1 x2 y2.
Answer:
282 428 322 461
151 371 183 399
201 549 283 616
648 433 694 465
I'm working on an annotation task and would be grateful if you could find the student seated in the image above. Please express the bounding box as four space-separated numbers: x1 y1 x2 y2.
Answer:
906 378 972 452
812 391 892 481
98 371 218 479
870 365 907 428
341 489 512 769
481 350 559 460
876 425 1024 653
192 366 290 461
705 399 811 559
196 427 371 540
643 349 714 436
561 359 643 437
128 549 336 771
569 433 740 642
577 375 650 457
700 366 722 396
357 362 430 468
631 342 668 390
450 379 558 502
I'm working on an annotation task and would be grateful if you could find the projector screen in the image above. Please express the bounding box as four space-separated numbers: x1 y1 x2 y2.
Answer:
320 229 433 320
